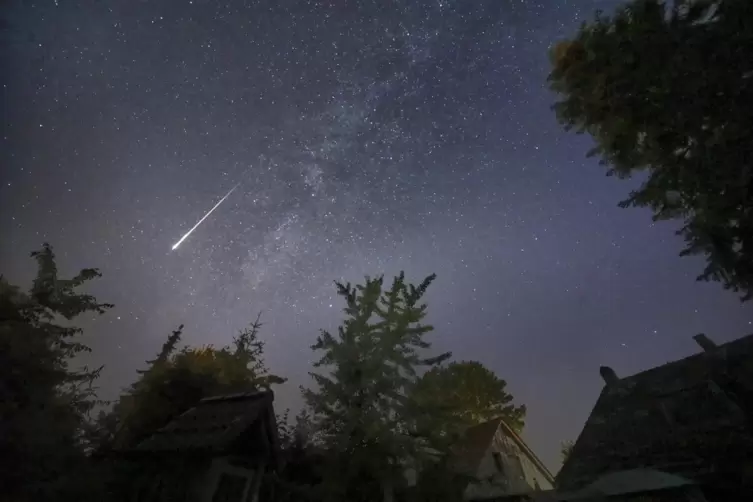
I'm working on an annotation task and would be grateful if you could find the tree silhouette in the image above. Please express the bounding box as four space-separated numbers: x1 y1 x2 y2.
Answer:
303 272 450 502
1 244 112 500
110 314 285 449
549 0 753 300
412 361 526 435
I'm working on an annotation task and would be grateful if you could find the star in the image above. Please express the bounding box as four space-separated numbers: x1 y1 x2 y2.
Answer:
1 0 750 473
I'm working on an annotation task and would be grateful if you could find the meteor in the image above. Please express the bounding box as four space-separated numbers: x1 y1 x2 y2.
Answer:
171 183 239 251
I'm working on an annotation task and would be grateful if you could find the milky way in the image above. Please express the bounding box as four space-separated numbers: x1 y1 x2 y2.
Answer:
2 0 751 469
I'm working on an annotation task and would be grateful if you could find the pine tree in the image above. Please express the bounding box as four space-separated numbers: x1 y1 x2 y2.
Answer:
148 324 184 366
0 243 113 500
303 272 450 502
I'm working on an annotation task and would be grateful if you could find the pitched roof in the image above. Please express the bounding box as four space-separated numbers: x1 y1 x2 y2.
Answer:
452 418 501 474
134 390 276 453
556 333 753 491
452 417 554 485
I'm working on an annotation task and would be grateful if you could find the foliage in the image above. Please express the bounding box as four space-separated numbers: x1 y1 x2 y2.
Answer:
303 272 451 502
111 313 285 449
0 243 113 500
408 460 474 502
277 407 317 451
412 361 526 436
269 409 326 502
549 0 753 300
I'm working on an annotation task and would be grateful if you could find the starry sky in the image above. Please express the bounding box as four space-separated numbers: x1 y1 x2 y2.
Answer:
2 0 751 471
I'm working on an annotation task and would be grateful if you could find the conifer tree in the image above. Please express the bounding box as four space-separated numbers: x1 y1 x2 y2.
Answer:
303 272 450 502
0 243 113 500
148 324 184 366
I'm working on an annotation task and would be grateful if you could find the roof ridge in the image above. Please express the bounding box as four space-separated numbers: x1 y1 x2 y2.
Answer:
454 416 555 483
452 417 501 475
556 332 753 491
200 389 273 403
133 390 274 452
618 332 753 383
496 417 555 484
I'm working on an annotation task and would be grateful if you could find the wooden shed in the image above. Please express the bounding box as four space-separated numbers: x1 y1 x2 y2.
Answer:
122 390 279 502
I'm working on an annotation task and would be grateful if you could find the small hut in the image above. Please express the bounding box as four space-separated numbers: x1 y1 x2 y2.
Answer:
120 390 279 502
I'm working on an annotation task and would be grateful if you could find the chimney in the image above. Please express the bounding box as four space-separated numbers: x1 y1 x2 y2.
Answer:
599 366 619 386
693 333 718 353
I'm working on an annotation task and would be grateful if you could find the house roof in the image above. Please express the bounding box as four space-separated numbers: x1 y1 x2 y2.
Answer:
134 390 276 454
572 468 693 498
452 417 555 485
556 333 753 491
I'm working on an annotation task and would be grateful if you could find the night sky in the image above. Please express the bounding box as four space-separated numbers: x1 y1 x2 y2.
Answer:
2 0 751 470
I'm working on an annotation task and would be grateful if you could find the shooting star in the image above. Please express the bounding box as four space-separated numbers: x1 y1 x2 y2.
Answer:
171 183 240 251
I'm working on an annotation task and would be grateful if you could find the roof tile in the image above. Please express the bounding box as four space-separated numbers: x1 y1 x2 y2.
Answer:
134 390 273 453
557 333 753 491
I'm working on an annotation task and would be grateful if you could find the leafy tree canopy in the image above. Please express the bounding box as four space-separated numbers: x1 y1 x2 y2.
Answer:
412 361 526 435
549 0 753 299
111 314 285 448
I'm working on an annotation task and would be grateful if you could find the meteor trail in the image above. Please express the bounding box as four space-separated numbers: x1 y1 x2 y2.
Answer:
171 183 239 251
